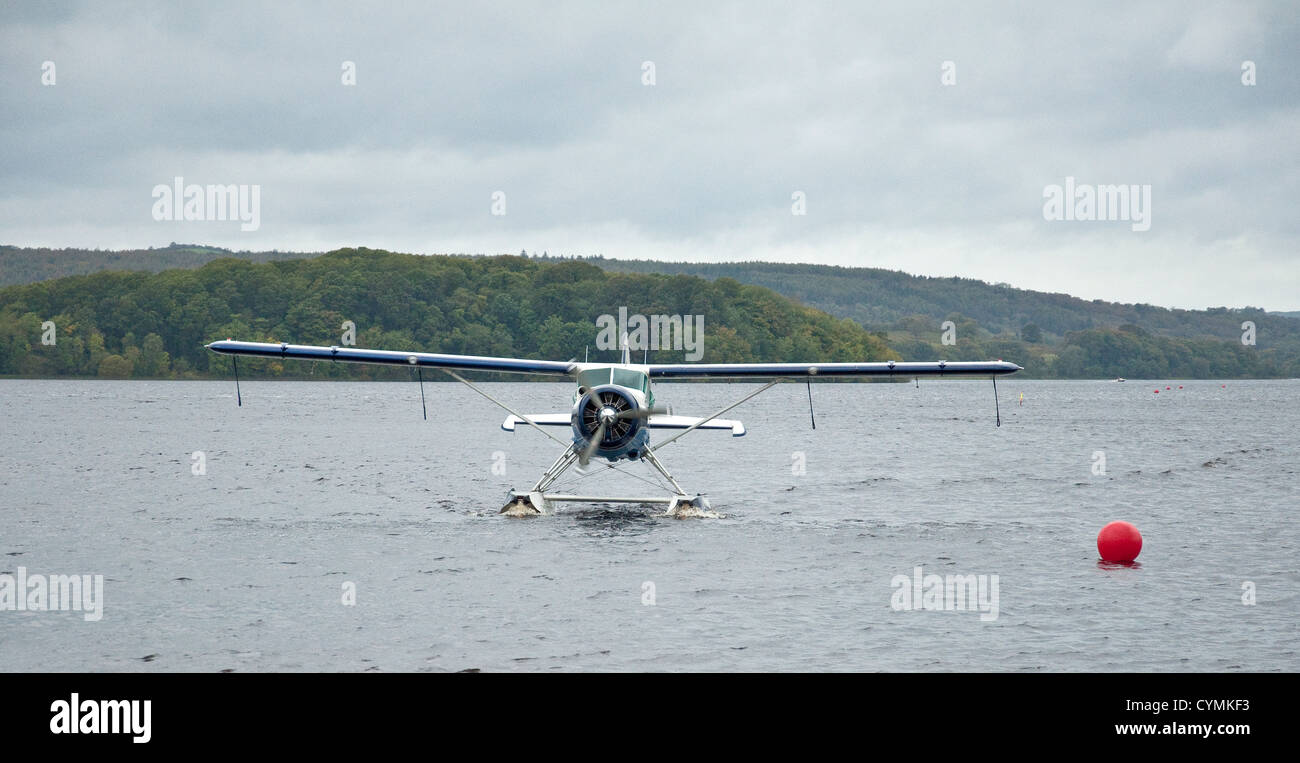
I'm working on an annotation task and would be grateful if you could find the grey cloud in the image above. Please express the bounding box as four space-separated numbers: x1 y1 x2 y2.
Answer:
1 0 1297 309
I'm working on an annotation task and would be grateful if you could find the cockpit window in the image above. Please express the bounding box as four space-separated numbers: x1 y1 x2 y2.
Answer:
612 368 647 392
578 368 611 388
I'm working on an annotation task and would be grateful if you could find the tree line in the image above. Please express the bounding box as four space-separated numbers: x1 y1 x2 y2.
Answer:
0 248 890 379
1 248 1293 380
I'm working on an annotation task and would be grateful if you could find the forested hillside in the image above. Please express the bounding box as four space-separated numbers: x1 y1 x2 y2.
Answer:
576 257 1297 344
2 246 1295 378
572 257 1300 378
0 244 318 287
0 249 890 379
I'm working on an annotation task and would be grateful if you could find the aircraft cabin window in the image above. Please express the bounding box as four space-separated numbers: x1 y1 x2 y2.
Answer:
612 369 647 392
578 368 611 388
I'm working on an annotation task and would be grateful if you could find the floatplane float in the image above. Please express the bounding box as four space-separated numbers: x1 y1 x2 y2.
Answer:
206 336 1021 516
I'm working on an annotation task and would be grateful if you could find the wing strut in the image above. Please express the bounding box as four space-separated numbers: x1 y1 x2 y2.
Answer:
992 376 1001 427
417 368 427 420
441 369 571 449
806 378 816 429
650 380 779 453
233 356 242 407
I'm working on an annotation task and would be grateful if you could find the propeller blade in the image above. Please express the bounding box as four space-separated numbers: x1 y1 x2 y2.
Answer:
579 420 607 467
614 405 668 420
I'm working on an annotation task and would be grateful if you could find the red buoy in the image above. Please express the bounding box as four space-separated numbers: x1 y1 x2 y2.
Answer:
1098 521 1142 562
1153 389 1159 394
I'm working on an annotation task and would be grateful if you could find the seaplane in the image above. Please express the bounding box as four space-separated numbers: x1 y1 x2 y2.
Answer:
205 336 1021 516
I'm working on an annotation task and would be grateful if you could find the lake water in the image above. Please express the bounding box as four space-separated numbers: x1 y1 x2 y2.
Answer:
1 378 1296 671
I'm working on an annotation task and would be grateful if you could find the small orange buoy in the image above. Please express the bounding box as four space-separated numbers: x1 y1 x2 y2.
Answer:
1098 521 1143 562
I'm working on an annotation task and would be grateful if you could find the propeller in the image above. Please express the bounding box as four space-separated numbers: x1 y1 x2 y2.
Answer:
577 402 668 468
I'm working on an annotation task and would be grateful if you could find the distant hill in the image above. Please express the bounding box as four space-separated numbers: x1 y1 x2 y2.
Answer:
0 244 320 287
566 256 1300 378
2 245 1296 378
572 257 1298 344
0 248 889 379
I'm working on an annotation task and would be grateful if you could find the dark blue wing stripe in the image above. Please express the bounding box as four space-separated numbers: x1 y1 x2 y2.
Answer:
206 340 574 376
646 361 1022 378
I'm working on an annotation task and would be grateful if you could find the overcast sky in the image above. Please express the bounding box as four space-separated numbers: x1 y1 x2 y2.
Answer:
2 1 1297 310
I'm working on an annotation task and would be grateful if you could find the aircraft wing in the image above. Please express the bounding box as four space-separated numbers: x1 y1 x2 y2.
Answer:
206 340 575 377
645 360 1022 379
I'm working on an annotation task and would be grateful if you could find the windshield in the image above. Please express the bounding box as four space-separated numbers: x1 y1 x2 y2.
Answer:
612 368 647 393
577 368 611 388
